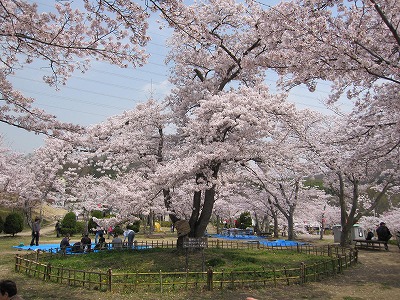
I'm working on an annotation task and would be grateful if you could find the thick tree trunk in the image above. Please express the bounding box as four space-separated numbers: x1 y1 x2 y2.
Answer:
164 164 220 248
273 215 279 238
287 214 295 240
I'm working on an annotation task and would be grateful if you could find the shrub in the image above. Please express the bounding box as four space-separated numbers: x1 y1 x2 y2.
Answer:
88 218 97 233
237 212 252 230
4 212 24 236
88 210 105 233
206 257 225 268
127 220 141 233
91 210 103 219
113 225 123 236
75 221 85 235
61 212 77 236
160 221 172 228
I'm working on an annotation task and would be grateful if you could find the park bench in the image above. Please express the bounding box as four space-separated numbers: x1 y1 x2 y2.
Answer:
353 238 387 251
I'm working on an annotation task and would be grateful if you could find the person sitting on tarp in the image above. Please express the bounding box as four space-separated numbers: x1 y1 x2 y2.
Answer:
80 234 92 252
72 242 83 253
60 234 70 254
94 233 107 250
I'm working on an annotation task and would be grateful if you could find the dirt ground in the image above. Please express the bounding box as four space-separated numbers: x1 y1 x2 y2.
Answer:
258 234 400 300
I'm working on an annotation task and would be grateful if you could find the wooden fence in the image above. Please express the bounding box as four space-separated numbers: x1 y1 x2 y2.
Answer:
14 240 358 293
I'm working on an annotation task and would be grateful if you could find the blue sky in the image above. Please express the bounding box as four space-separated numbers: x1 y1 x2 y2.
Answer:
1 0 352 154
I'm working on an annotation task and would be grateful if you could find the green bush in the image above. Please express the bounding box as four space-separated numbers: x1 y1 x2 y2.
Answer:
0 215 4 233
75 221 85 235
113 225 123 236
160 221 172 228
127 220 141 233
206 257 225 268
237 212 252 230
61 212 77 236
88 210 105 233
91 210 103 219
88 218 97 233
4 212 24 236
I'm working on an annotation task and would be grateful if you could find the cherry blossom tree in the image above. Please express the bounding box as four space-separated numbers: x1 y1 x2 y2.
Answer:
0 137 26 207
7 0 398 249
299 114 400 245
1 0 154 135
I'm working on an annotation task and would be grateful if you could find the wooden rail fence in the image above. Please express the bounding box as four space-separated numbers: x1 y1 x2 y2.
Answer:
14 240 358 293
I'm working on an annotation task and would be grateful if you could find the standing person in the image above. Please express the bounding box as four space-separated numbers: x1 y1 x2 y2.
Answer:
55 220 61 238
123 228 135 249
0 279 24 300
376 222 392 250
29 217 40 246
94 225 104 244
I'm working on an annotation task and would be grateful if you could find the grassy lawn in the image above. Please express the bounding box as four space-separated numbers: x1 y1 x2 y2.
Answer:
45 247 331 273
0 228 337 300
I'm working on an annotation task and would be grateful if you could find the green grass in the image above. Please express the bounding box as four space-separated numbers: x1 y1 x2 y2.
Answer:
44 247 332 273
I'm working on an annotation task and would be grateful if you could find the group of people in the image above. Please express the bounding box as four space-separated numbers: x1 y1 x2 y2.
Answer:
366 221 393 250
58 227 136 252
59 233 93 253
110 228 135 249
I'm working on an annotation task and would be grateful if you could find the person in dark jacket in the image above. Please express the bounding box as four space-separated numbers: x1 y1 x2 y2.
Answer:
366 229 374 240
80 234 92 252
376 222 392 250
60 234 70 248
30 217 41 246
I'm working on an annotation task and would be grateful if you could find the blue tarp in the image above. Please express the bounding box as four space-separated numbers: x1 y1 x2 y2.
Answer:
211 234 305 247
13 243 150 254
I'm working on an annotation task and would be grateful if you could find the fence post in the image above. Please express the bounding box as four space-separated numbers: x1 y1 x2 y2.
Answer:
15 255 19 272
46 263 51 281
338 255 343 273
207 267 213 291
158 270 163 294
108 268 112 292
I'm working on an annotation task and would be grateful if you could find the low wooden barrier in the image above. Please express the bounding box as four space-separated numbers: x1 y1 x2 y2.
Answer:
14 240 358 293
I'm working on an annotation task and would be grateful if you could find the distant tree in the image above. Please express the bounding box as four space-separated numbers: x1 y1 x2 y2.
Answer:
4 212 24 236
113 225 124 236
88 210 104 233
236 212 252 230
1 0 150 135
127 220 141 233
61 212 77 235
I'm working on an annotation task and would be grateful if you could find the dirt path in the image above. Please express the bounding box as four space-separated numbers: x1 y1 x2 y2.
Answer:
252 235 400 300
